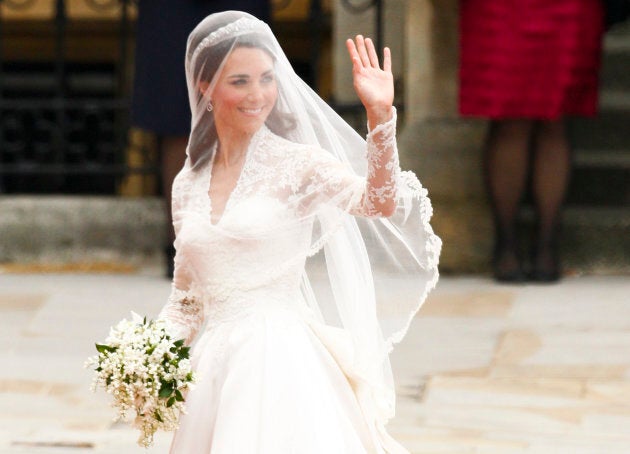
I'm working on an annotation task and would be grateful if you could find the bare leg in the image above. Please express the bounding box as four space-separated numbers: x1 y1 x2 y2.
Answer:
530 119 570 281
160 135 188 278
484 119 534 281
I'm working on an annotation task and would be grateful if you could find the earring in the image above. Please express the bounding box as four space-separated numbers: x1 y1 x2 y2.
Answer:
207 101 213 112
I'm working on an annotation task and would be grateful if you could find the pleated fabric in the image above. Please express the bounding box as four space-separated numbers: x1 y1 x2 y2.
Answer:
459 0 605 119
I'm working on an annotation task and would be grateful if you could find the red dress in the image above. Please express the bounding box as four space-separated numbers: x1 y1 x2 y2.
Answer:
459 0 605 119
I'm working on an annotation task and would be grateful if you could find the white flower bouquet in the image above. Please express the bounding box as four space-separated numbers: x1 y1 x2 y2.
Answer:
86 312 197 448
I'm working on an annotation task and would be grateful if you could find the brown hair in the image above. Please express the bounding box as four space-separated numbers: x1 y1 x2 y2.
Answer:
187 34 295 163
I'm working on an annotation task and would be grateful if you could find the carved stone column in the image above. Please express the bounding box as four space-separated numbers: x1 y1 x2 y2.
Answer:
399 0 491 272
332 0 405 106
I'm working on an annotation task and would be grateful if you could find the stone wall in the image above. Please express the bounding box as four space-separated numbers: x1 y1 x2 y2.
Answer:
0 196 165 267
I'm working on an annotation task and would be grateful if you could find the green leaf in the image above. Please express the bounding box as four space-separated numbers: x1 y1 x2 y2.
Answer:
95 343 116 354
173 339 185 348
159 384 173 398
167 396 176 407
178 346 191 359
175 389 184 402
154 410 163 423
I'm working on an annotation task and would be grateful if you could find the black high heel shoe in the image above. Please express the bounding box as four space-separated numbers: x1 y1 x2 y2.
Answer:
492 244 526 283
530 244 561 283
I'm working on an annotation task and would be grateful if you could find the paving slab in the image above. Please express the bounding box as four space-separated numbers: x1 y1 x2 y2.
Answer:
1 272 629 453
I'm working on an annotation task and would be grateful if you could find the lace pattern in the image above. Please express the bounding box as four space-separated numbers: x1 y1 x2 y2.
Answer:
166 111 406 335
164 106 437 361
358 107 400 217
159 286 204 345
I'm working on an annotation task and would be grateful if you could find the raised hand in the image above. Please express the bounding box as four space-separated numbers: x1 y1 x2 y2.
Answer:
346 35 394 129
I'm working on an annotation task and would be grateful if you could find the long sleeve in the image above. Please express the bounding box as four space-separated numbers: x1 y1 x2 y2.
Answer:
356 107 400 217
157 168 205 345
300 107 400 218
158 284 204 345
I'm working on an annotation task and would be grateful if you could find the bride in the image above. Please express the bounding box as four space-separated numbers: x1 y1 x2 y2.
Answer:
159 10 441 453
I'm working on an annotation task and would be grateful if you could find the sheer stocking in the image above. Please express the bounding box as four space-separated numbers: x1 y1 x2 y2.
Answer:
484 119 534 279
531 119 570 278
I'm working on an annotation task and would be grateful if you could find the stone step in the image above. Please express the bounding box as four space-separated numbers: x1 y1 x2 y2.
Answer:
518 206 630 274
601 50 630 92
606 18 630 39
599 90 630 111
601 31 630 91
569 110 630 151
566 149 630 205
567 166 629 205
0 196 166 265
0 197 628 275
573 149 630 168
567 26 630 207
570 27 630 150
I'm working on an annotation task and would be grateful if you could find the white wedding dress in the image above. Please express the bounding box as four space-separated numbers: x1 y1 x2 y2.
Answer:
158 111 433 453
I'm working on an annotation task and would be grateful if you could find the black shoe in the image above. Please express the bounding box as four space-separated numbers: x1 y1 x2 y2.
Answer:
494 264 527 283
492 246 526 283
529 268 561 283
529 246 561 283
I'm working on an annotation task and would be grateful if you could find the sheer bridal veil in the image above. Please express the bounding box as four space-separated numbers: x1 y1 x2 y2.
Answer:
180 10 441 426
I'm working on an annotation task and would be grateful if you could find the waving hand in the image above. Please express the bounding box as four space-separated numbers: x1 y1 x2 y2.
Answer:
346 35 394 129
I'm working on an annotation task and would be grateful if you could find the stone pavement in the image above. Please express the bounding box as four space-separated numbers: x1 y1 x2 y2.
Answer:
1 271 629 453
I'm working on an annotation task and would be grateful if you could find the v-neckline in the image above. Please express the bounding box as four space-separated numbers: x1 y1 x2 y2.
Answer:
206 128 264 226
207 149 248 227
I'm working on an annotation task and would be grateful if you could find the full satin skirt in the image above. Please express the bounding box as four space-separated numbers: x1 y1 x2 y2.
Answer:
169 303 404 453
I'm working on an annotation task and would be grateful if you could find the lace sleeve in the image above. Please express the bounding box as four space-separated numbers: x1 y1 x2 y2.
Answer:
354 106 400 217
158 285 204 345
300 107 400 218
158 167 204 345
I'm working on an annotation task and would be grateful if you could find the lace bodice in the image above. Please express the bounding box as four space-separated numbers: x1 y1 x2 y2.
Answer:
159 111 401 344
150 15 443 451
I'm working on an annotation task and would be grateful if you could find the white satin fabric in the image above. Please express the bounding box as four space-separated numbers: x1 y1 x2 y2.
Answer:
158 10 441 453
162 122 412 453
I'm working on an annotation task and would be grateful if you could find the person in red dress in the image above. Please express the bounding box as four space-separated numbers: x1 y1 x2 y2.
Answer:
459 0 605 282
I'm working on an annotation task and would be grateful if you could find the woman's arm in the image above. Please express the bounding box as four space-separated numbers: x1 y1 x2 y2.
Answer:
361 107 399 217
346 35 398 217
159 283 203 346
157 170 205 345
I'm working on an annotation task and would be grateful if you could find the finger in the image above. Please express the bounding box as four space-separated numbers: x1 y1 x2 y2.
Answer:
383 47 392 73
365 38 380 68
345 38 362 71
355 35 371 68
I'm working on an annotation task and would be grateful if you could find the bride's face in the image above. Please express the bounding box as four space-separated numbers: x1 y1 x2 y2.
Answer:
211 46 278 137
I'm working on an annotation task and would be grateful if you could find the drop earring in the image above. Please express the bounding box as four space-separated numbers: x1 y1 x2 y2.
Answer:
207 101 213 112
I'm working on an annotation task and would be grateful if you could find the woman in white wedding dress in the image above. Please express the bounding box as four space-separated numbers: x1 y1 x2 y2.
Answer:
158 11 441 453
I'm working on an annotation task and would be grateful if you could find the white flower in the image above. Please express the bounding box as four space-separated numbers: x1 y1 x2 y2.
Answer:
86 313 197 448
